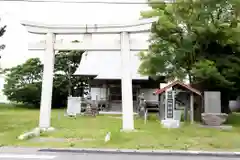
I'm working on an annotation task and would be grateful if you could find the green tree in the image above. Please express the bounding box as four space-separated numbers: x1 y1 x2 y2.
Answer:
3 58 43 105
139 0 240 112
3 50 85 108
52 50 86 107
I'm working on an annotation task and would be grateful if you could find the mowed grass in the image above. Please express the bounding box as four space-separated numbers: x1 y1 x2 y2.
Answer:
1 104 240 151
0 105 39 146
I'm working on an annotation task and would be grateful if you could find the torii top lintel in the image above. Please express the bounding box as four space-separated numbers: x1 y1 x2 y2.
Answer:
20 17 158 34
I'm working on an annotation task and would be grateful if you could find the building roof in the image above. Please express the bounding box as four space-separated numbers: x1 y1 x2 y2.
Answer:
74 51 149 80
155 80 201 96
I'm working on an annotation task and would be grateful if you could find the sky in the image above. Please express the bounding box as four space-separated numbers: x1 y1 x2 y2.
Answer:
0 0 149 69
0 0 149 102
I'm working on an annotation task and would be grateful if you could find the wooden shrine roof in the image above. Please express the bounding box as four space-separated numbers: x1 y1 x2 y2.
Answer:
154 80 201 96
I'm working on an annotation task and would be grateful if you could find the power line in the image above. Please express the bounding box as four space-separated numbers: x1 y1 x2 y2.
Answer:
1 0 173 4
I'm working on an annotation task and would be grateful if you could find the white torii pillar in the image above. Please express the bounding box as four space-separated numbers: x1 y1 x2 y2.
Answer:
120 32 134 130
21 18 157 131
38 33 55 128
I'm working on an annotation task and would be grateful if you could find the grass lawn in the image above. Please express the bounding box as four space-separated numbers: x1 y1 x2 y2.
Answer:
1 104 240 151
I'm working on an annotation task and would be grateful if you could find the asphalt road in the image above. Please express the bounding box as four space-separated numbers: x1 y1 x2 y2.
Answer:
0 152 239 160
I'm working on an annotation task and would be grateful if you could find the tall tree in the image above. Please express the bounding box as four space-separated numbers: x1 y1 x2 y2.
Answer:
139 0 240 112
3 58 43 105
53 50 87 107
3 50 86 107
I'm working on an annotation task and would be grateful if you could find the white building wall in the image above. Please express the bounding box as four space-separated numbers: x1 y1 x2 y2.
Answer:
90 87 107 100
91 87 158 101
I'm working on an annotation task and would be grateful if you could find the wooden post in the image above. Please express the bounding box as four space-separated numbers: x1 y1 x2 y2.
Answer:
190 93 194 123
184 104 188 121
160 94 165 120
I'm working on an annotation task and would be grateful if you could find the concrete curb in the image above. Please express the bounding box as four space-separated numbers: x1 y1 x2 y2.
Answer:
39 148 240 157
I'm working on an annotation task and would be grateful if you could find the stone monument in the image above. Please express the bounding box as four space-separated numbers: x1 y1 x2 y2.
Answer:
66 96 82 117
84 94 98 117
138 93 146 118
229 96 240 112
201 91 228 126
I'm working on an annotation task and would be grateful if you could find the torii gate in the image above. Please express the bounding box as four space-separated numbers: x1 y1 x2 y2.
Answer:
20 18 157 131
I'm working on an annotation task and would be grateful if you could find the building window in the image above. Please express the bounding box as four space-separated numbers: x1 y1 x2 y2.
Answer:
109 85 138 101
109 86 121 101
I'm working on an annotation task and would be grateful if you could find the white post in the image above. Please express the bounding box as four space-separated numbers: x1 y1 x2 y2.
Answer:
164 89 174 120
161 89 180 128
83 33 92 48
120 32 134 131
39 32 55 129
83 33 92 95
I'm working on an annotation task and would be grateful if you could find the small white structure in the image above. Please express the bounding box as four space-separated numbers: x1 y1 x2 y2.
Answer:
21 18 157 131
155 81 201 128
66 96 82 116
159 83 180 128
104 132 111 143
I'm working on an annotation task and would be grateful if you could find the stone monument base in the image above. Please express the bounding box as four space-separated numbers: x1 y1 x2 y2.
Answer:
161 119 180 128
201 113 228 126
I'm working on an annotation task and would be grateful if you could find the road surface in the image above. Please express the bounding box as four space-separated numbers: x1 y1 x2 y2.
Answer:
0 152 239 160
0 147 239 160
